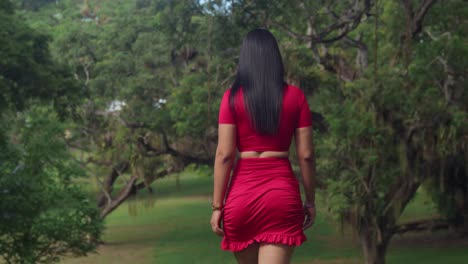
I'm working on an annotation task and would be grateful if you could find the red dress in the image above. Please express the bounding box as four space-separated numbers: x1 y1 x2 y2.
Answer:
218 84 312 252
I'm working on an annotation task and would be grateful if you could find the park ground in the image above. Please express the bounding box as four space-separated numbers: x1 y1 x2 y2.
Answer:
62 173 468 264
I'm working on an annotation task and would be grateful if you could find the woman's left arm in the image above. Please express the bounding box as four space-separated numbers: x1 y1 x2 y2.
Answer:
211 124 236 236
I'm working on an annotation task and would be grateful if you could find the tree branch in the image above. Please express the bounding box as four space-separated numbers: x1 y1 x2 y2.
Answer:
96 161 130 208
413 0 437 36
393 218 449 234
399 0 437 38
136 130 213 165
316 0 371 43
268 20 308 41
99 175 139 218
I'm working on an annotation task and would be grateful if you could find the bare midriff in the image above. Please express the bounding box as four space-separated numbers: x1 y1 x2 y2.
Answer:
239 151 289 159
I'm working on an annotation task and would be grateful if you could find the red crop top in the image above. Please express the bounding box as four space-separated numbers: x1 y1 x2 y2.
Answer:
218 84 312 152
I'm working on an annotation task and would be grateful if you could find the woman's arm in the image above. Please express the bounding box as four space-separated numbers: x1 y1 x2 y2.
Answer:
212 124 237 208
211 124 236 236
294 126 316 205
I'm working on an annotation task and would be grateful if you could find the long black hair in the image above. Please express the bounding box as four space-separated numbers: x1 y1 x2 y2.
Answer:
230 29 285 135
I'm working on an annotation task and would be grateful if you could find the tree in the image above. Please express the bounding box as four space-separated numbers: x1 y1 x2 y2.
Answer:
308 1 466 264
233 0 466 263
0 1 103 262
412 0 468 234
20 0 244 218
0 108 103 264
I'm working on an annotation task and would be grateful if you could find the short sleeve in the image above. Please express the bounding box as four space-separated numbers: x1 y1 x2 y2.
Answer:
218 89 236 124
297 91 312 128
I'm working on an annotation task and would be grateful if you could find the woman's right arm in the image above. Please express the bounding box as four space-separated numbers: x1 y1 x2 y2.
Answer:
294 126 316 207
212 124 236 209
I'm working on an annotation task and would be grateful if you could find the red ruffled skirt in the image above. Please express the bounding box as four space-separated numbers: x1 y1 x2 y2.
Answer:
221 157 306 252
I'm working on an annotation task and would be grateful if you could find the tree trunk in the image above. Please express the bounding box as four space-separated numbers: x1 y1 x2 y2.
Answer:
454 197 468 235
96 161 129 208
359 228 390 264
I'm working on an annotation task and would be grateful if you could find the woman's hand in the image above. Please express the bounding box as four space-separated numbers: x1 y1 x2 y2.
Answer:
210 210 224 236
303 206 316 230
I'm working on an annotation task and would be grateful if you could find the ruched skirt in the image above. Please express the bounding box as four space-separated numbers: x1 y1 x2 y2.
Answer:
221 157 306 252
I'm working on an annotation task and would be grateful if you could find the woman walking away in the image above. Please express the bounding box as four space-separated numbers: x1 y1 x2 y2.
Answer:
211 28 316 264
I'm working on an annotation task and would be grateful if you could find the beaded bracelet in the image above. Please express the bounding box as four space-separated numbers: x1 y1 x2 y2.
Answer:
304 201 315 209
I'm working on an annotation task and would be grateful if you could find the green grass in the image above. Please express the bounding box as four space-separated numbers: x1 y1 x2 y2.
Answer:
61 173 468 264
387 247 468 264
398 188 439 223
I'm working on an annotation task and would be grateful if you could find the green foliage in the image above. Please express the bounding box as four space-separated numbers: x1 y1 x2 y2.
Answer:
14 0 236 199
0 107 103 264
315 0 467 234
0 0 84 116
183 163 213 178
0 2 102 262
170 73 217 136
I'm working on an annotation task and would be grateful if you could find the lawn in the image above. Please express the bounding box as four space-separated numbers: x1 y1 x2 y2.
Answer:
62 173 468 264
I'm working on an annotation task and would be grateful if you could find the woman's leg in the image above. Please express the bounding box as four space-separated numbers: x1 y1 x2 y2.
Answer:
234 243 260 264
258 243 295 264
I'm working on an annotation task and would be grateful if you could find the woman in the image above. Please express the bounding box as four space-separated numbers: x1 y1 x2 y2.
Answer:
211 29 316 264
